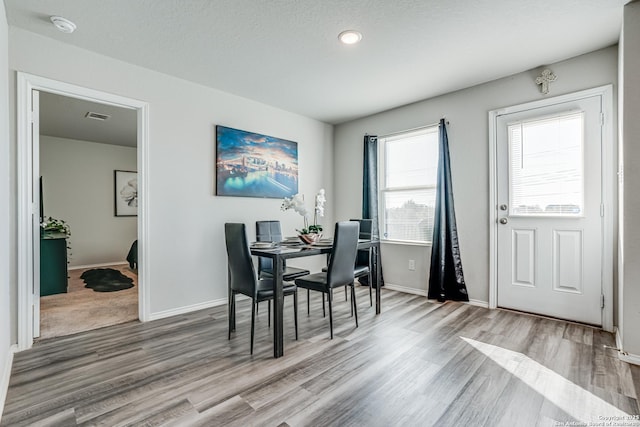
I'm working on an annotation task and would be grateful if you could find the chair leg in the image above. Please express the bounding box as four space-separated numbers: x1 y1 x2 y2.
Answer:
228 292 234 339
350 286 353 317
328 290 334 339
268 300 271 327
344 284 347 301
307 289 310 316
368 249 374 307
322 292 326 318
250 300 256 355
351 284 358 328
293 292 298 340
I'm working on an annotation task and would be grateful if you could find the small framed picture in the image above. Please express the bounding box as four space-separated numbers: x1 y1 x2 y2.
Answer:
114 170 138 217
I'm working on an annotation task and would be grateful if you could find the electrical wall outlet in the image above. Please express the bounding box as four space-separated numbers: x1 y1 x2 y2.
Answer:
408 259 416 271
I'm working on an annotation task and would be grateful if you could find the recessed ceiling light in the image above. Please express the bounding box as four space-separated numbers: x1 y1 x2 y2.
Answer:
338 30 362 45
50 16 76 34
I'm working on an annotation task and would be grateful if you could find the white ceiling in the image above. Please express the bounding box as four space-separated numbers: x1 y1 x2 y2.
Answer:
3 0 630 126
39 92 137 147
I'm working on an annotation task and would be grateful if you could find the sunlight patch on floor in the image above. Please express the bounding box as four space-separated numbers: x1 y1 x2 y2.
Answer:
461 337 633 424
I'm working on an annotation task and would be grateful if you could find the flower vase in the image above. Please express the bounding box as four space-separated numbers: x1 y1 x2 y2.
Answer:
299 233 322 244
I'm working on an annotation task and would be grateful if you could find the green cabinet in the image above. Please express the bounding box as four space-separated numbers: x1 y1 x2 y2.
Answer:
40 233 68 296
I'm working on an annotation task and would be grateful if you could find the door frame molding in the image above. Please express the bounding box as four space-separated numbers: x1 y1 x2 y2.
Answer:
17 72 150 350
488 85 614 332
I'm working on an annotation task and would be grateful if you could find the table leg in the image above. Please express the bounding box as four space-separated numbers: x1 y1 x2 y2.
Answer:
273 255 284 358
375 245 381 314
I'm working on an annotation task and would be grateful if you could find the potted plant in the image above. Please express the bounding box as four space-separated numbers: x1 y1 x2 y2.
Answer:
281 189 326 243
40 216 71 238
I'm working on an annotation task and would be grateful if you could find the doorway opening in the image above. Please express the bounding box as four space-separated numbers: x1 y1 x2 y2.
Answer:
17 73 150 350
38 92 139 339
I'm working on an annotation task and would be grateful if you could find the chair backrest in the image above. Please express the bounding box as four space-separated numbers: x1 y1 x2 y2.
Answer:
255 220 283 273
350 219 373 267
225 223 257 297
350 218 373 240
327 221 359 288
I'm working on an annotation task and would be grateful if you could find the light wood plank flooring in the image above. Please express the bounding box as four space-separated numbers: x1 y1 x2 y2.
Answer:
3 287 640 426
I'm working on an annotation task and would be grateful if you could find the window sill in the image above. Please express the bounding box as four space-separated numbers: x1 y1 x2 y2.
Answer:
381 239 432 248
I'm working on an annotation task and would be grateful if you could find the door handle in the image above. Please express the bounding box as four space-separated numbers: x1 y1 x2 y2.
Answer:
499 218 508 224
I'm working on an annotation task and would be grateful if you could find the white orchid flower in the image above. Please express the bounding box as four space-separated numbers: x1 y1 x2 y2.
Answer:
281 190 325 234
315 188 326 217
281 196 294 211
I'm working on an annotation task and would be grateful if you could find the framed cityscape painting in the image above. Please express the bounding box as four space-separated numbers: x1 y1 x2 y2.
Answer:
215 125 299 198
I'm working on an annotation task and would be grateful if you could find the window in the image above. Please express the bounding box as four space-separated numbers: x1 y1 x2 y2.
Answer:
508 112 584 217
379 126 439 243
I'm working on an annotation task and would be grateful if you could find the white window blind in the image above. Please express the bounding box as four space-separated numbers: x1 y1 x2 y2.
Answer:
508 112 584 216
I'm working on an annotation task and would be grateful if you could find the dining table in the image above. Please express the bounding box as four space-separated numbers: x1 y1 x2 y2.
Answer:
250 238 381 358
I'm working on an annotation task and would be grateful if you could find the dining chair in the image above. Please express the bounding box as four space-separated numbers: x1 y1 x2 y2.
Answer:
295 221 359 339
255 220 310 324
256 220 310 281
225 222 298 354
320 219 373 314
351 218 373 307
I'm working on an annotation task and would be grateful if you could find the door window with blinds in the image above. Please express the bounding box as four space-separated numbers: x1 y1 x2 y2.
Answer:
508 111 585 217
380 126 439 243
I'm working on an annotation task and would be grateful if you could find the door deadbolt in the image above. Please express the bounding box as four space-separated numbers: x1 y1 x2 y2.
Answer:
499 204 508 211
499 218 508 224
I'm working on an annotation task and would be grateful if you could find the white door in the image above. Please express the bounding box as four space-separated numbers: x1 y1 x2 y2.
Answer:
496 94 603 325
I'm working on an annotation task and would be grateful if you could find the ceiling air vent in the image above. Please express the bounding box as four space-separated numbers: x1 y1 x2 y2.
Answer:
85 111 110 121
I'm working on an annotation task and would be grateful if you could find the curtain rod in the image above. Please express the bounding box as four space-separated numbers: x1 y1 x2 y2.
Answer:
376 118 450 139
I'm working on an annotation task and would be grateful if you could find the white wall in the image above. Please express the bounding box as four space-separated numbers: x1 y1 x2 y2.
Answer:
0 0 14 418
40 136 137 267
8 27 333 333
334 46 618 303
620 1 640 358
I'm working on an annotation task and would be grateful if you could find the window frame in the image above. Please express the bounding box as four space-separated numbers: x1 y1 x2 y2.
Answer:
378 125 439 245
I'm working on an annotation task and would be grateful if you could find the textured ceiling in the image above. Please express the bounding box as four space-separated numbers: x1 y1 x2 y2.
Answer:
3 0 629 125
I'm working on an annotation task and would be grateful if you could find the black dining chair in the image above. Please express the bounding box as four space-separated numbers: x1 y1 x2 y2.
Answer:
225 223 298 354
256 220 310 281
255 220 310 324
320 219 373 314
295 221 359 339
351 218 373 307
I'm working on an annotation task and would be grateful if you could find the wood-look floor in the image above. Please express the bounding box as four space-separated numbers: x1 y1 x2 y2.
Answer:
3 287 640 427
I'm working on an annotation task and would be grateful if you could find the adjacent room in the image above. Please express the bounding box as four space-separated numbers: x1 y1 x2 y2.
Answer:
1 1 639 426
38 92 139 339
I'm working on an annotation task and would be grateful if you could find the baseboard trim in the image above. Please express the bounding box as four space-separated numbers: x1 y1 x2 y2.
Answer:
614 327 640 366
382 284 489 309
383 283 427 297
69 262 128 271
0 344 17 422
147 298 228 321
619 351 640 366
466 299 490 309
